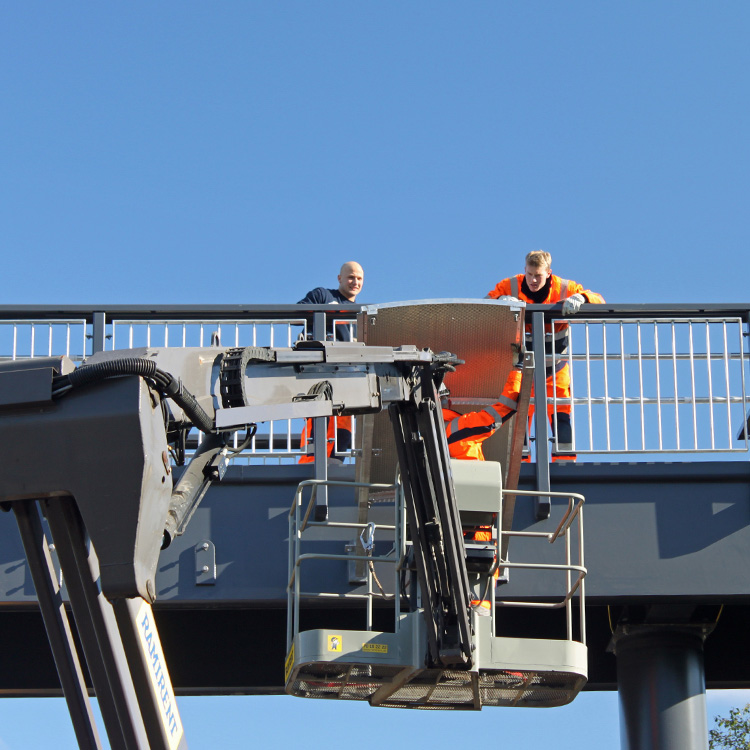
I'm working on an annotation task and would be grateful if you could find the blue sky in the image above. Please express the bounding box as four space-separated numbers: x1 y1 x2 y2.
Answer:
1 2 749 747
2 2 749 307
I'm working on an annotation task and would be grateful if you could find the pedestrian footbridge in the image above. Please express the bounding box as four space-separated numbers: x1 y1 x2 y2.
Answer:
0 301 748 749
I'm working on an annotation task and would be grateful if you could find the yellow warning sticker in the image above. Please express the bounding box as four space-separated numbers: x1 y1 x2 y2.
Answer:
328 635 343 652
362 643 388 654
284 644 295 683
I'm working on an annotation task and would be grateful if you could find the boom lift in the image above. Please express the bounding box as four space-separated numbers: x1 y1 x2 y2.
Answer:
285 301 587 709
0 305 586 747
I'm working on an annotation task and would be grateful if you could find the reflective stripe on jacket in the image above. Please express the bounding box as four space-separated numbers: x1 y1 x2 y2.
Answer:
442 395 518 461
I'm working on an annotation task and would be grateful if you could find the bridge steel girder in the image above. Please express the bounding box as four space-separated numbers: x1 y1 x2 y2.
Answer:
1 461 750 696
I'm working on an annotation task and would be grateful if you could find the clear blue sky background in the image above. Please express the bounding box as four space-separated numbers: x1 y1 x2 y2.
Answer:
1 2 749 748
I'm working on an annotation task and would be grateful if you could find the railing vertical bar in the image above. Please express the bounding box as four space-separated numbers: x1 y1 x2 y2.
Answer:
568 324 576 451
602 324 611 451
688 322 698 450
672 323 680 450
705 322 716 450
723 321 734 449
47 324 53 356
30 324 36 358
565 520 572 640
579 507 586 644
12 325 17 360
585 323 593 451
653 322 661 450
637 323 645 450
551 322 558 453
619 322 628 451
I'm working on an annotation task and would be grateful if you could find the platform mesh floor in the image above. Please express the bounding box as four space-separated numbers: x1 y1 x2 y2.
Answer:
288 661 584 709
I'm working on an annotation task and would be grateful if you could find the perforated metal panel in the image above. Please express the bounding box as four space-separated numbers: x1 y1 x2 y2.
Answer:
358 299 525 484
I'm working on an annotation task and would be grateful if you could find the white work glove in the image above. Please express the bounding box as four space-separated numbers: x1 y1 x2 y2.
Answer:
562 293 585 316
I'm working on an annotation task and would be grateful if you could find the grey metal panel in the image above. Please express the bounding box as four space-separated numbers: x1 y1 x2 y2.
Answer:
153 464 395 603
503 462 750 601
4 461 750 606
0 376 173 602
2 460 750 697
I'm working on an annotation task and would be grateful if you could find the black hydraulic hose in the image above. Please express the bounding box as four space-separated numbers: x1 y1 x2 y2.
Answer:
55 358 215 434
66 357 158 387
156 370 214 434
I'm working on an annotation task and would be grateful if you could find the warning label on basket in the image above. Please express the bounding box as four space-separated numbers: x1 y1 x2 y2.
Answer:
362 643 388 653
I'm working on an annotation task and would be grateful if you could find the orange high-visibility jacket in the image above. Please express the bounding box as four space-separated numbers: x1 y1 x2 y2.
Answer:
487 274 604 359
487 274 604 306
442 396 518 461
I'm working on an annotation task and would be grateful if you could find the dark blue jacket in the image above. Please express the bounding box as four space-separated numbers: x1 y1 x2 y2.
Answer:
297 287 356 340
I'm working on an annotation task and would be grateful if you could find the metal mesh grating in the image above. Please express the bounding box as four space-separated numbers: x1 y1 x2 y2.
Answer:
289 658 584 709
289 662 407 701
382 669 476 708
478 669 585 708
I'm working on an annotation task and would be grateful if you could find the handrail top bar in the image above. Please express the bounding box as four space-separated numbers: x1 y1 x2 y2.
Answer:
0 302 749 323
0 304 359 322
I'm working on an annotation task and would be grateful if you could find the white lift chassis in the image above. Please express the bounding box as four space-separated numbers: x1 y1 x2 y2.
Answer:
0 335 586 747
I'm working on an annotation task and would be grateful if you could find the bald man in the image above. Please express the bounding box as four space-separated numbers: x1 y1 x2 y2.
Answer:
298 261 364 343
298 261 364 305
297 262 364 463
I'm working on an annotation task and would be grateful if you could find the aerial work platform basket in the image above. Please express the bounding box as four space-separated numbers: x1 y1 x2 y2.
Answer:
284 461 587 710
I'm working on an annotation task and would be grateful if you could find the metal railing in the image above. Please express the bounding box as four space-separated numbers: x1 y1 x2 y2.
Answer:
286 480 586 648
1 303 748 463
111 317 307 350
0 318 88 362
0 305 357 465
498 489 586 644
286 478 400 651
543 308 750 457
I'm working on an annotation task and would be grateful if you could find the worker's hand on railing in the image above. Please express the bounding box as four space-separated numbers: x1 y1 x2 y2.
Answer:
562 293 585 316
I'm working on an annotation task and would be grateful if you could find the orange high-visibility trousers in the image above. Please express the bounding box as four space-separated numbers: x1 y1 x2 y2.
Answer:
298 416 352 463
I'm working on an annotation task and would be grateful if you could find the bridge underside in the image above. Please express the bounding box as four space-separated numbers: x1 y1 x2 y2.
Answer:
1 460 749 697
2 602 750 696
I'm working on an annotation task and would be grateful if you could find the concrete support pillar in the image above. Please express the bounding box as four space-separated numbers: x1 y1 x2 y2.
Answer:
615 627 707 750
